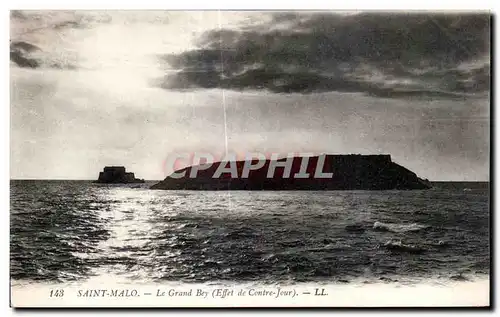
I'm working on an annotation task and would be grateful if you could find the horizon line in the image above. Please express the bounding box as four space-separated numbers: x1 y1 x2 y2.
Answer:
9 178 490 182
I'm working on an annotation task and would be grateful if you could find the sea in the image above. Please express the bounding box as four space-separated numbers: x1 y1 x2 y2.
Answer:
9 180 491 306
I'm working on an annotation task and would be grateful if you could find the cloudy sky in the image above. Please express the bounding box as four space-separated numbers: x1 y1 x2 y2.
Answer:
10 11 490 181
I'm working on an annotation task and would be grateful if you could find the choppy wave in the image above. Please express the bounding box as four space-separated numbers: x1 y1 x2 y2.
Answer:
382 239 426 254
373 221 429 233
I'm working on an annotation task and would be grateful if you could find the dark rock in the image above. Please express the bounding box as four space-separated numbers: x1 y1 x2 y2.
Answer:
151 154 432 190
450 274 469 281
379 277 398 282
94 166 145 184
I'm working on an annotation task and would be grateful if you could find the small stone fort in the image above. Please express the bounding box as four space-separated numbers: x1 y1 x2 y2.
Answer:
95 166 145 184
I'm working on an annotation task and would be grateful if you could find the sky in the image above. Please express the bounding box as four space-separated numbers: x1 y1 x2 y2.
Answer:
10 11 490 181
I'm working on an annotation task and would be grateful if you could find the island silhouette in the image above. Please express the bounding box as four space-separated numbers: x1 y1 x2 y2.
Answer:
150 154 431 190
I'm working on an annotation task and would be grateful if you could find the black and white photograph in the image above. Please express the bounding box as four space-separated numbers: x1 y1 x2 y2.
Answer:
9 10 491 307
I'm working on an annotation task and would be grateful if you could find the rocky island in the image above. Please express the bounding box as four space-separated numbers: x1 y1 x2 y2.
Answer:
150 154 431 190
94 166 145 184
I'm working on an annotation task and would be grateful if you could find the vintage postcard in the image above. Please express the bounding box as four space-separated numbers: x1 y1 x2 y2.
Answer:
10 10 491 308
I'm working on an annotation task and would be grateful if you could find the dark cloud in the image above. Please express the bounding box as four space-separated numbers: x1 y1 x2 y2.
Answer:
10 41 41 68
159 12 491 98
9 10 98 70
10 41 77 70
10 10 98 30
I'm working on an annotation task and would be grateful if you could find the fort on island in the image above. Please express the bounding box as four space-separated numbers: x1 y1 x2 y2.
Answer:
94 166 145 184
150 154 432 190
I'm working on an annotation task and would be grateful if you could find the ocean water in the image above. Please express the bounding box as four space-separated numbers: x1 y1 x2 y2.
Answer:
10 180 490 285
